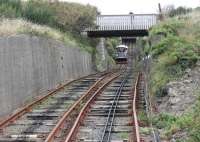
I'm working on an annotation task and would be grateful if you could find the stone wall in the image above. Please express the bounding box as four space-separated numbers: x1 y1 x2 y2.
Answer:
0 35 94 117
96 38 115 71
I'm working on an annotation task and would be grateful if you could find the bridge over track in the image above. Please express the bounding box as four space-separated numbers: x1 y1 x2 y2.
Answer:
85 14 158 37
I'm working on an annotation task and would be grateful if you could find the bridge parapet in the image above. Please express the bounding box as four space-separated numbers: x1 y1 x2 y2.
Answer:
85 14 158 37
89 14 157 31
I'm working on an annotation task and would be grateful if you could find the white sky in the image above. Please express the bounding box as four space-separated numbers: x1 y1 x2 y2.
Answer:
61 0 200 14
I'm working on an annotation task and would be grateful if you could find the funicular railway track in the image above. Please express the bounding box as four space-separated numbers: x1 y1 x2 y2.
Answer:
0 70 122 142
59 65 144 142
0 63 145 142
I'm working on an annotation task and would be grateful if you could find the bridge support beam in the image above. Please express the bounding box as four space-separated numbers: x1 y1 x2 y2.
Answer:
87 30 149 38
122 37 136 45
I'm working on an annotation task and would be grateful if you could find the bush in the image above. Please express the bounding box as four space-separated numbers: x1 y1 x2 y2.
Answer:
168 6 192 17
0 0 98 36
152 113 177 129
149 10 200 141
105 38 119 58
150 19 184 36
151 18 200 67
0 0 99 52
0 0 22 18
50 2 97 34
22 0 55 25
162 97 200 140
162 5 192 17
151 35 184 57
149 16 200 97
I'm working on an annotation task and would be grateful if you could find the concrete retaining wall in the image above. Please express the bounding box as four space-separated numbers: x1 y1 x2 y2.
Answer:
0 35 94 117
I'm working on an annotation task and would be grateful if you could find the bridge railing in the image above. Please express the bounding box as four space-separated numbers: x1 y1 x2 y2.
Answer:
87 14 158 31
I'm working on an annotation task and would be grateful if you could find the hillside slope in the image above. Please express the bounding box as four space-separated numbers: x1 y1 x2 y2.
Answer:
148 10 200 141
0 0 116 118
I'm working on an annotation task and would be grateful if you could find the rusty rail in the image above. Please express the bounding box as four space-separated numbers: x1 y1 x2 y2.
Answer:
45 72 120 142
64 74 119 142
132 73 141 142
0 71 109 130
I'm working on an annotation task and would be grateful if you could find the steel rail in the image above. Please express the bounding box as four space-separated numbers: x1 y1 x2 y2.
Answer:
100 72 129 142
64 73 120 142
132 73 141 142
107 74 130 142
0 71 109 130
45 72 119 142
143 72 161 142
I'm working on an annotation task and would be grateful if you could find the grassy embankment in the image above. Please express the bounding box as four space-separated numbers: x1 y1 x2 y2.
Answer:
146 10 200 141
0 0 98 53
0 0 117 70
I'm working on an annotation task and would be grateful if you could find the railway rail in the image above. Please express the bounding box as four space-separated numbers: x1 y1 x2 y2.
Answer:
132 73 142 142
99 72 130 142
133 72 156 142
45 71 121 142
60 66 142 142
0 64 145 142
0 72 106 129
0 70 120 142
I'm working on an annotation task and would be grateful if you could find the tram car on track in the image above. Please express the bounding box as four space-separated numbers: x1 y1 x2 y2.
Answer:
115 44 128 64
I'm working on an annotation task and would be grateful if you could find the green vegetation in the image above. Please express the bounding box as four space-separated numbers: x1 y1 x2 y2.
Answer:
22 0 55 25
140 127 152 135
0 0 116 71
138 111 148 125
0 0 97 33
151 92 200 141
0 0 22 18
0 18 94 53
148 11 200 96
118 132 129 139
105 38 120 58
138 111 152 136
163 6 192 18
0 0 98 53
148 9 200 141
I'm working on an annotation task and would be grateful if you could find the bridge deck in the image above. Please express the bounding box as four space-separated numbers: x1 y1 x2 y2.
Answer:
85 14 158 37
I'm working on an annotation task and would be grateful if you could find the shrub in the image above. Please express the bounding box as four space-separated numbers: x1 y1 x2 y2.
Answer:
105 38 119 58
150 19 184 36
168 6 192 17
152 113 177 129
0 0 98 37
22 0 55 25
151 35 184 57
50 2 97 34
0 0 22 18
149 9 200 141
0 0 99 52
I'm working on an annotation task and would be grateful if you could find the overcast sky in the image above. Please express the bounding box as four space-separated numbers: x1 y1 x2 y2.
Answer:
62 0 200 14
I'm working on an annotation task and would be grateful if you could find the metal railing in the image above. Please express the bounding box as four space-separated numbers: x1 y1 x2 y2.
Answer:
86 14 158 31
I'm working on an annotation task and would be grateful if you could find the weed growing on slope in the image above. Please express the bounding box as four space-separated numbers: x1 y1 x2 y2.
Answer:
149 11 200 97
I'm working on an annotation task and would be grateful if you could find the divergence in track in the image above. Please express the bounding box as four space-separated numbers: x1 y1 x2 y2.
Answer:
62 68 146 142
0 63 145 142
0 71 119 142
100 72 130 142
64 66 137 142
45 70 121 142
